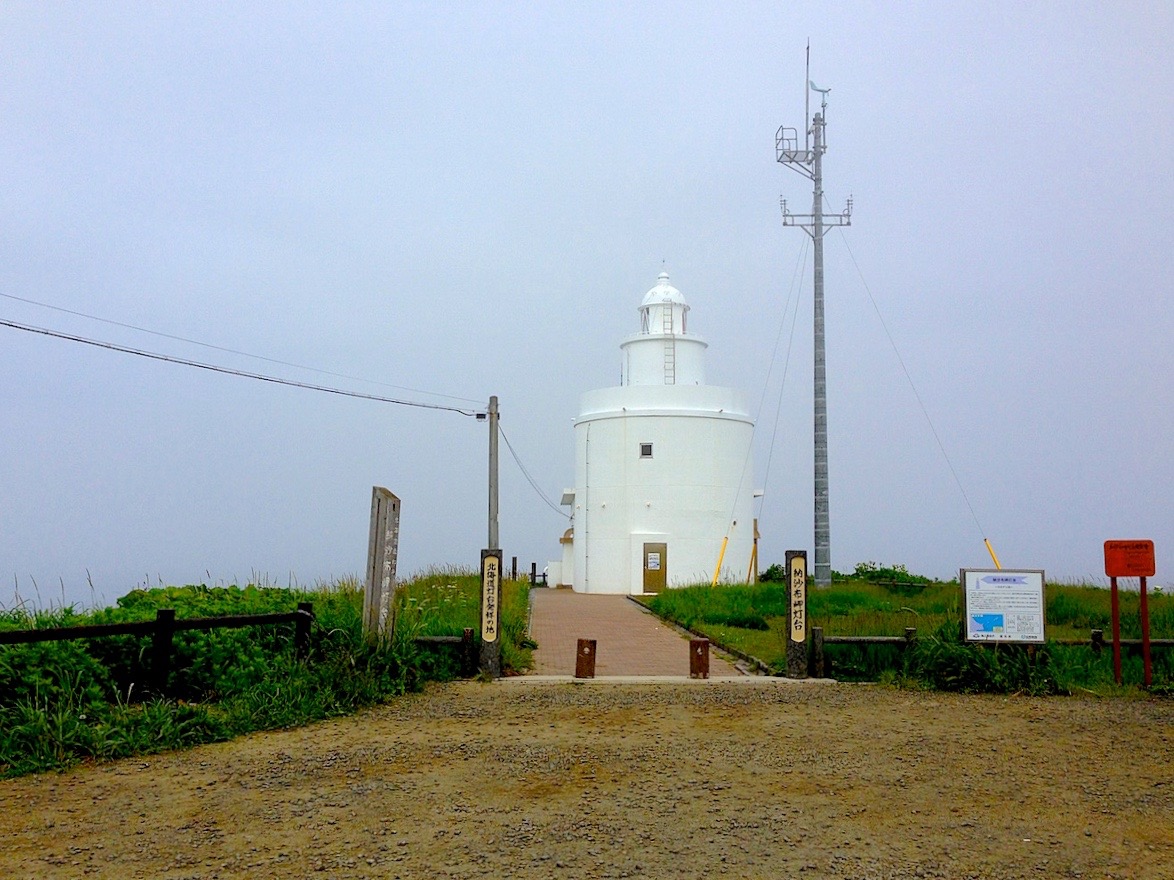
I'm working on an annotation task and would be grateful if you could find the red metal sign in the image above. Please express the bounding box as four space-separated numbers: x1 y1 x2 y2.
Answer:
1104 540 1155 578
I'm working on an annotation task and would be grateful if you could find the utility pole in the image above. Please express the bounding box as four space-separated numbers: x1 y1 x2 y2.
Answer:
487 395 499 550
479 396 502 678
777 54 851 586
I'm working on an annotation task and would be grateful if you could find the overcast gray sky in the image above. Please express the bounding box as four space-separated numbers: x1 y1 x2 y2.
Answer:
2 2 1171 607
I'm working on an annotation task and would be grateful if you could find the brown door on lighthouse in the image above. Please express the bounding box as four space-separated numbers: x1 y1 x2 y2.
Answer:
643 543 667 594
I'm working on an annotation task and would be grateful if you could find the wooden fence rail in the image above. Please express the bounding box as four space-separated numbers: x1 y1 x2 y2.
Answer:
1 611 483 694
0 603 315 696
414 628 478 677
810 626 918 678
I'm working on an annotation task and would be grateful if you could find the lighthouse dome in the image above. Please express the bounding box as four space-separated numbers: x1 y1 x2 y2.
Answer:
640 271 689 308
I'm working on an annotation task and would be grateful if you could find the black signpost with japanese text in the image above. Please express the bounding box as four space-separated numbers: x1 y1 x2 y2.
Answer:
785 550 808 678
479 549 502 677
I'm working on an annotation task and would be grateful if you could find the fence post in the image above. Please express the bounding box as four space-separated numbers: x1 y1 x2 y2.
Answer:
511 556 518 581
810 626 825 678
151 609 176 698
530 562 538 586
904 627 917 646
295 602 314 659
1091 629 1104 654
460 628 476 677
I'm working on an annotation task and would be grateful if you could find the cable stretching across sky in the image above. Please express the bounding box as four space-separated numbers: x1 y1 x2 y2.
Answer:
0 290 483 406
1 313 572 523
0 318 481 416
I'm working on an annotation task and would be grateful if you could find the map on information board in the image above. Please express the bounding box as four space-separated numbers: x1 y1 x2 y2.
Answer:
961 569 1046 644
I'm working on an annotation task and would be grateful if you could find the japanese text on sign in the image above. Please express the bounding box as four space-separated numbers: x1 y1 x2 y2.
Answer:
481 553 500 644
1104 540 1155 578
790 555 807 642
962 569 1045 643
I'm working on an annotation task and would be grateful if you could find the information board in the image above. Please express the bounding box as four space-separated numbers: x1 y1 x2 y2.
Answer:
961 569 1046 644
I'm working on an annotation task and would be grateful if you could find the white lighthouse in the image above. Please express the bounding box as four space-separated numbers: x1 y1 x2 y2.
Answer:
552 272 756 594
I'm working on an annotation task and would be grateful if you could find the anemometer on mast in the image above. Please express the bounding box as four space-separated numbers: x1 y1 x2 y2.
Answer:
776 44 852 587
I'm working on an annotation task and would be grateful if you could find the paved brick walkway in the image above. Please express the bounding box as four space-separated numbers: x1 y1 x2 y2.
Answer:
527 588 741 677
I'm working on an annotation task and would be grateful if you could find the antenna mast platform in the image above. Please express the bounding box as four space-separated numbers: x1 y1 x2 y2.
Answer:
776 49 852 587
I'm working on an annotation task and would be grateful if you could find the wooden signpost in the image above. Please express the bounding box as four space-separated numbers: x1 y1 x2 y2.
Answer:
1104 539 1156 686
364 487 401 645
480 549 503 677
785 550 808 678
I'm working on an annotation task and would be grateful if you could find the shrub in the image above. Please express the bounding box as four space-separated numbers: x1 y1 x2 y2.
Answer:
641 571 1171 693
902 621 1066 696
759 564 786 583
0 570 533 778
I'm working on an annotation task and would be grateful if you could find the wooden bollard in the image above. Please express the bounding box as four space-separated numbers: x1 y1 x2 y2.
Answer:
690 638 710 679
575 639 597 678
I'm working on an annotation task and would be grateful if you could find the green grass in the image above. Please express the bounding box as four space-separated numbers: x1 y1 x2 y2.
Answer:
0 570 533 778
395 566 534 674
644 570 1174 695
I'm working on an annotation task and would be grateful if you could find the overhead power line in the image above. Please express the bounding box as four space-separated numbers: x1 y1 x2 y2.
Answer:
755 234 810 527
831 224 987 540
495 424 568 520
0 291 483 406
0 318 480 416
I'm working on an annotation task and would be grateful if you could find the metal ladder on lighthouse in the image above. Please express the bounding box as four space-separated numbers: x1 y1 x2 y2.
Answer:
662 304 676 385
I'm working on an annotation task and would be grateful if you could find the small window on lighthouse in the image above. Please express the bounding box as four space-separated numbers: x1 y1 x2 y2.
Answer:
639 442 653 458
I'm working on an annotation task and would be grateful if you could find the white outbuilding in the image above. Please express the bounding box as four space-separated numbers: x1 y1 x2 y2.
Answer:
551 272 757 594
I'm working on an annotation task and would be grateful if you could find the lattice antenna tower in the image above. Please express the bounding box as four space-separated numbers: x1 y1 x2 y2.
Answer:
775 44 852 587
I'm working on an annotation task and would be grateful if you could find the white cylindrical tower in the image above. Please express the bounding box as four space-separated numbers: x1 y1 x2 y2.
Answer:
559 272 755 595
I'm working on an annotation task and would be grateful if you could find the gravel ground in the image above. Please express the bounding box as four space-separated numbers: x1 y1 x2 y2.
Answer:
2 680 1172 880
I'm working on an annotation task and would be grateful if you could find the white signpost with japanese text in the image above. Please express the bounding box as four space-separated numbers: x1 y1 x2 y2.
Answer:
961 569 1046 644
